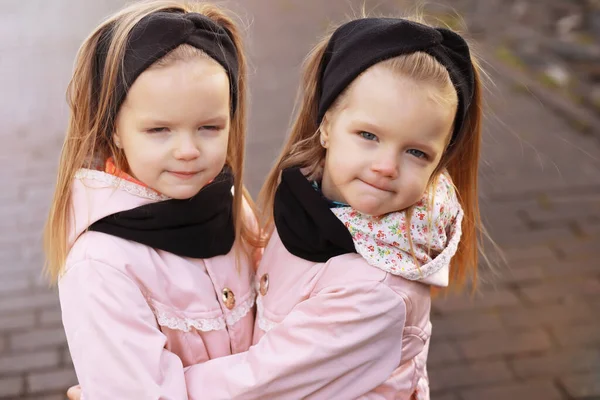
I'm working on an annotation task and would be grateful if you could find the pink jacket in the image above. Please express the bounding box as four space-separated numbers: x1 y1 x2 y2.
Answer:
184 173 462 400
184 230 435 399
59 169 256 399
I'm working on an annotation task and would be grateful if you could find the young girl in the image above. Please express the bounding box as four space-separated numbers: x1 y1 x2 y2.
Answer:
45 1 260 398
181 16 483 399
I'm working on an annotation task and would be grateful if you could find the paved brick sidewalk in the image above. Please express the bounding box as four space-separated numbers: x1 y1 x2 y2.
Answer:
427 71 600 399
1 1 599 399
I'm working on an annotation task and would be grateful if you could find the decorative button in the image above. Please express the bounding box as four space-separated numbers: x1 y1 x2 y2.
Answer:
259 273 269 296
222 288 235 309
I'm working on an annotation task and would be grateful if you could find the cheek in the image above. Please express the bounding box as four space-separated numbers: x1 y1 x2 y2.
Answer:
215 132 230 159
126 141 163 166
202 132 229 167
402 167 431 197
121 134 170 176
124 150 160 180
325 148 353 183
326 137 361 169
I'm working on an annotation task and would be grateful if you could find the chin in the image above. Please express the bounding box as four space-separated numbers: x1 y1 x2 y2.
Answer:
347 196 387 217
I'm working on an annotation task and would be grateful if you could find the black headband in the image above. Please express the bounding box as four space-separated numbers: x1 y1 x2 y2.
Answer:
95 11 239 128
317 18 475 142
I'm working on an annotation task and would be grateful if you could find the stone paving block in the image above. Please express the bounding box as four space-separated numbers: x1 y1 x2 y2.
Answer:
0 351 59 374
32 273 51 289
589 296 600 313
495 244 557 263
554 235 600 259
23 395 65 400
503 256 563 272
459 380 563 400
560 372 600 398
27 368 77 393
542 258 600 279
428 360 514 391
492 226 577 248
481 215 527 234
580 222 600 236
552 322 600 347
429 394 460 400
0 247 15 263
0 263 44 276
0 311 35 332
21 245 45 264
433 289 521 314
487 263 547 286
510 348 600 378
0 275 30 295
487 177 600 198
0 376 24 398
39 308 62 327
0 292 59 314
480 203 529 230
22 186 55 206
0 231 43 252
431 312 504 338
10 327 66 351
524 197 600 226
62 347 72 366
427 339 462 366
0 244 22 264
500 301 595 329
457 329 553 360
518 279 600 303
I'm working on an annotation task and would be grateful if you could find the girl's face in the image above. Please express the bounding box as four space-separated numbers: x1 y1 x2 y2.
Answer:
320 65 455 216
113 56 230 199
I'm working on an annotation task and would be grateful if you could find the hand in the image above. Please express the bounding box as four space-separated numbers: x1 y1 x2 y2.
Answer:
66 385 82 400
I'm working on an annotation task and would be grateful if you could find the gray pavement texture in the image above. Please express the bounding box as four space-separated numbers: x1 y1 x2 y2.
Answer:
1 0 599 398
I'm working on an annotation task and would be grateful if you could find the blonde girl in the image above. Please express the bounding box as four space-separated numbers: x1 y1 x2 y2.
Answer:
183 16 484 400
45 1 260 398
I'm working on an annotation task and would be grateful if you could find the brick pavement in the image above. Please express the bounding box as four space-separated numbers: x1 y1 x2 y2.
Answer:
1 1 599 398
425 39 600 398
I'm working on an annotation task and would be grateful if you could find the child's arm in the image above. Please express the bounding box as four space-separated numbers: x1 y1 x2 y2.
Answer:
59 259 188 399
184 280 406 399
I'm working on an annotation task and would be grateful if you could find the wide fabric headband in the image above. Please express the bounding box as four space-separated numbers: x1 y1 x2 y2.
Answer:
95 11 239 129
317 18 475 142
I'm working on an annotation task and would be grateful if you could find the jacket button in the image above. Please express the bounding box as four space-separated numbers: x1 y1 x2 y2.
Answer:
259 273 269 296
222 288 235 309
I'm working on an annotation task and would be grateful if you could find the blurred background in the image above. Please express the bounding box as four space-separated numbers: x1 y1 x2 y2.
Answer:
1 0 599 398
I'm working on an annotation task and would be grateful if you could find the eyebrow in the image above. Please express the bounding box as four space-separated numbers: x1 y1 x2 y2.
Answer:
140 115 229 126
354 119 386 135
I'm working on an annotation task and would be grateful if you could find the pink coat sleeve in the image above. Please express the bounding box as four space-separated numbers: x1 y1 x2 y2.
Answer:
59 259 188 400
184 280 406 399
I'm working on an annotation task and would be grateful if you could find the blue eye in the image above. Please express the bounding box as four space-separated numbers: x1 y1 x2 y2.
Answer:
359 131 378 141
407 149 427 159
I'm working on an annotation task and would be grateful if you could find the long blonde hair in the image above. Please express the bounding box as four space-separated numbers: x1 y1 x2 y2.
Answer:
44 1 260 283
258 17 484 290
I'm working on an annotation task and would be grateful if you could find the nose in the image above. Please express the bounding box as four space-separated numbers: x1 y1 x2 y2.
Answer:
173 132 201 161
371 150 399 179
